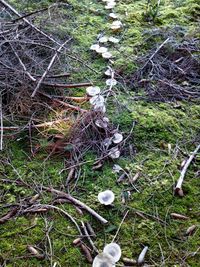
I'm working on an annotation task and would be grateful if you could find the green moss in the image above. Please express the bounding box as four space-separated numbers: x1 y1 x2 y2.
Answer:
1 0 200 266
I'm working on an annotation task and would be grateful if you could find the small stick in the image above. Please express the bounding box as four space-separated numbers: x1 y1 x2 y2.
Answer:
175 144 200 196
141 37 170 70
85 222 96 237
42 81 92 88
112 210 129 242
31 39 70 97
52 99 87 113
81 221 99 253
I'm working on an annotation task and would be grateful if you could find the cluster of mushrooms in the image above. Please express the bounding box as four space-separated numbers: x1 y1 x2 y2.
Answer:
87 1 125 266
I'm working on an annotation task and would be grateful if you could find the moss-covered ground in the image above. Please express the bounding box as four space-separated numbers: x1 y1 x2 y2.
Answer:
0 0 199 266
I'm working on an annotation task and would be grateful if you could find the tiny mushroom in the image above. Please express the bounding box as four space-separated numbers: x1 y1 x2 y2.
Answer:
110 20 122 30
103 137 112 148
96 46 108 54
109 13 118 19
98 190 115 205
102 52 113 59
103 243 122 263
90 44 100 51
112 133 123 144
104 68 113 76
94 103 106 113
95 117 109 128
90 95 104 106
105 2 116 9
86 86 101 96
93 252 115 267
99 36 109 43
106 78 117 86
112 164 123 173
109 147 120 159
108 37 120 43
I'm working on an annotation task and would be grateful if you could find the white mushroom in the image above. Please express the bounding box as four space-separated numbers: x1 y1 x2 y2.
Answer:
90 95 105 106
103 137 112 148
113 164 123 173
105 2 116 9
93 103 106 113
98 190 115 205
106 79 117 86
90 44 100 51
109 147 120 159
95 117 109 128
109 13 118 19
96 46 108 54
92 252 115 267
108 37 120 43
112 133 123 144
99 36 109 43
103 243 122 263
110 20 122 30
86 86 101 96
102 52 113 59
104 69 112 76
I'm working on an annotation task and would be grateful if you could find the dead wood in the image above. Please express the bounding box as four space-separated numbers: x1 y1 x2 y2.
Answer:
128 33 200 102
175 144 200 196
0 207 18 224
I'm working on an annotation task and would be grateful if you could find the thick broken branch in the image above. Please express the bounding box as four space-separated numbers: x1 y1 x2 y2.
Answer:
175 144 200 196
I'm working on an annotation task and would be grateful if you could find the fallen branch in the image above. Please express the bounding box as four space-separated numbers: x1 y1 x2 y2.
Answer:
175 144 200 196
52 99 87 113
42 186 108 224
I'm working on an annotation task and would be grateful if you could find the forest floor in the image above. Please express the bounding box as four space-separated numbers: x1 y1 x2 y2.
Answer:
0 0 200 266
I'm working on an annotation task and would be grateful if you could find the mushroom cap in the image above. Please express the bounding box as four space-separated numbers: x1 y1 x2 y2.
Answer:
90 95 105 106
99 36 109 43
96 46 108 54
113 164 123 173
95 117 109 128
103 137 112 148
108 37 120 43
109 13 118 19
112 133 123 144
105 2 116 9
93 103 106 113
103 243 122 262
109 147 120 159
102 52 113 59
92 252 115 267
111 20 122 27
104 69 112 76
106 79 117 86
90 44 100 51
86 86 101 96
98 190 115 205
110 20 122 30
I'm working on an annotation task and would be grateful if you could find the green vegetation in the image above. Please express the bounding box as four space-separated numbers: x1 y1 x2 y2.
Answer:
0 0 199 266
